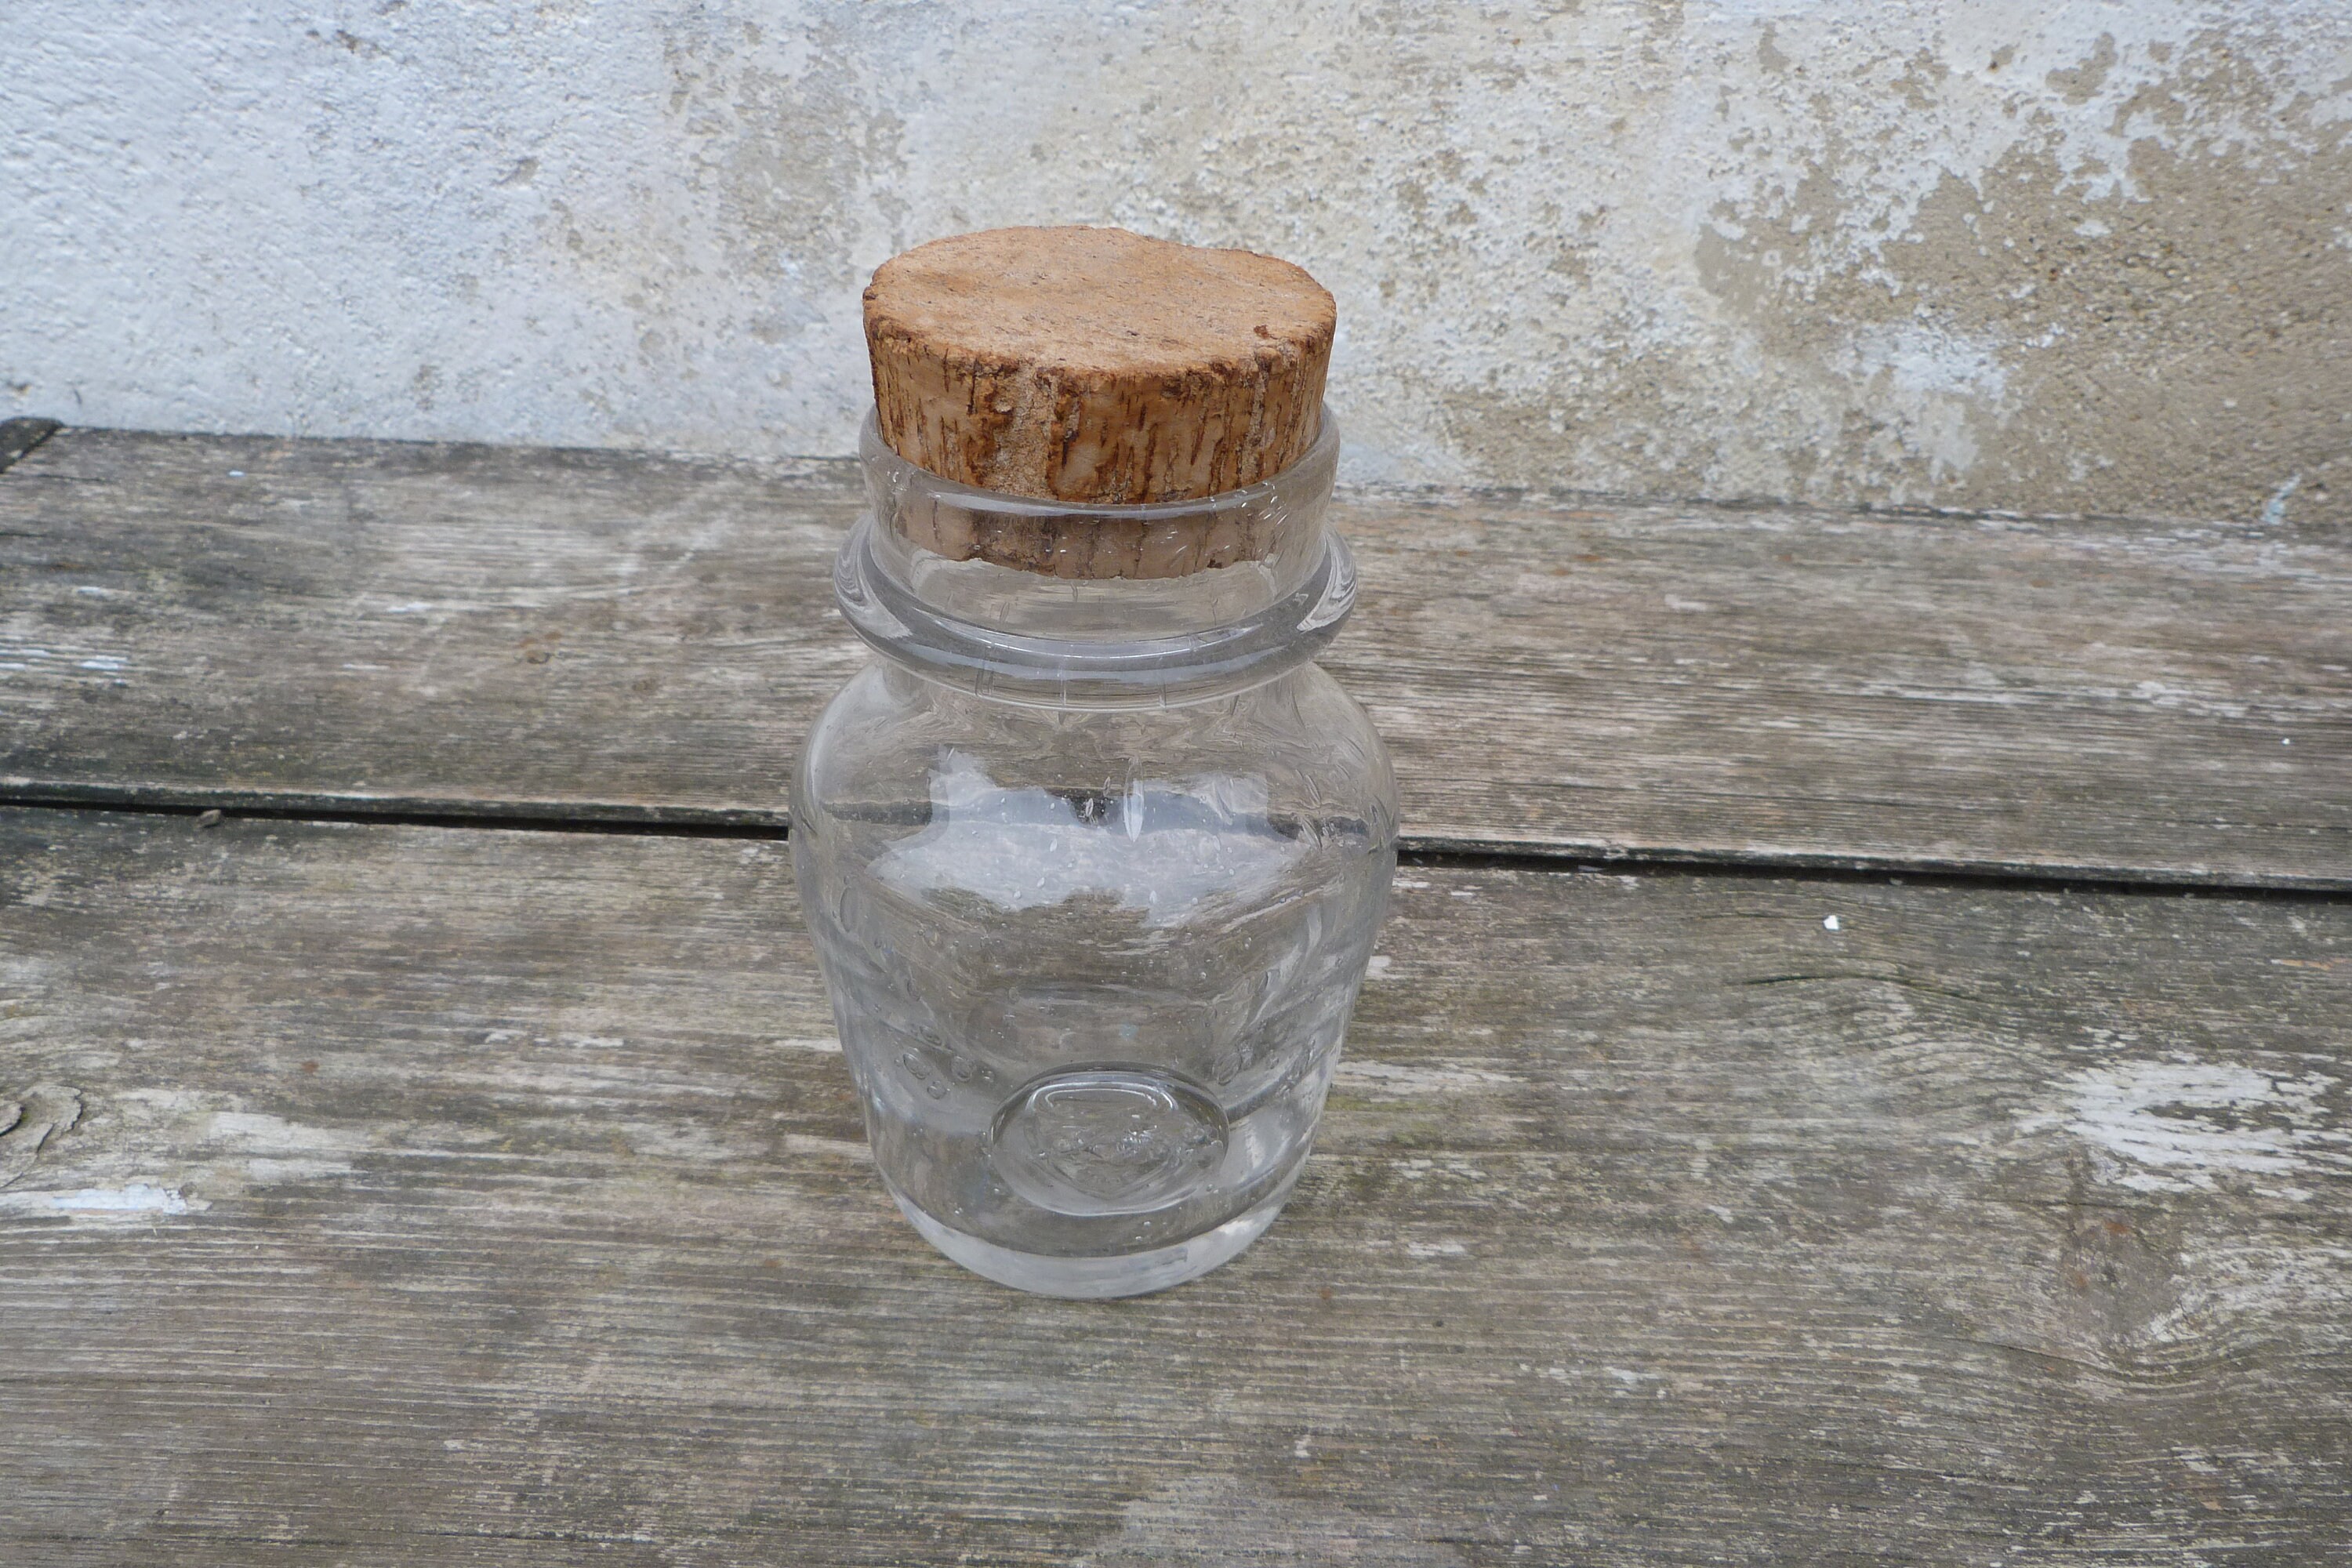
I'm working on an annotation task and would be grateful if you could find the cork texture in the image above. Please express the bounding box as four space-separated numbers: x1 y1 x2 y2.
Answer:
863 227 1334 507
890 486 1285 581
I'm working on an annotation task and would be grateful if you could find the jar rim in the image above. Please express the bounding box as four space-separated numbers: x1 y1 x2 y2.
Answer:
833 517 1359 709
840 404 1352 706
858 405 1342 523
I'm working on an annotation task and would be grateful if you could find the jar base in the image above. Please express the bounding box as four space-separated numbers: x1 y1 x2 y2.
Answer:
886 1181 1295 1299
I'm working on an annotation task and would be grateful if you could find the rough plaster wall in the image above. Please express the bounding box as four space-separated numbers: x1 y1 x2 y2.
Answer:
5 1 2347 524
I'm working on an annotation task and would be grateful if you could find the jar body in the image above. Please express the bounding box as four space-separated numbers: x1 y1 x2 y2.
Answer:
791 411 1396 1297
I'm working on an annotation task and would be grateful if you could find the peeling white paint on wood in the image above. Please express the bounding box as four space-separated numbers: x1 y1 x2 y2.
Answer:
2024 1059 2352 1198
1334 1059 1521 1096
0 1183 200 1217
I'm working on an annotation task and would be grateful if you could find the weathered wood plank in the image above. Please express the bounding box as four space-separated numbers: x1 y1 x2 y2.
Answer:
3 428 2347 885
0 418 60 474
2 808 2345 1563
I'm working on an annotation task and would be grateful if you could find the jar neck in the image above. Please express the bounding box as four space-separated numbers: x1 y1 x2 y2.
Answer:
834 409 1354 710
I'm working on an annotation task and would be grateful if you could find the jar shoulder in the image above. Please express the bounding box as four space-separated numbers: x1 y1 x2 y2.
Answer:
797 662 1397 836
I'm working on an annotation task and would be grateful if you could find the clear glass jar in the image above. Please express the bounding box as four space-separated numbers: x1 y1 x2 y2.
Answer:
792 408 1397 1298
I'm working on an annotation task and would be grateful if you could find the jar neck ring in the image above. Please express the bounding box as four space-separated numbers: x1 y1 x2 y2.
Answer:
835 411 1354 709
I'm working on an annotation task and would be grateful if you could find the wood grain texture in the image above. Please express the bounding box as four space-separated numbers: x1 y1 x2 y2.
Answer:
0 417 60 473
2 808 2347 1563
2 427 2347 886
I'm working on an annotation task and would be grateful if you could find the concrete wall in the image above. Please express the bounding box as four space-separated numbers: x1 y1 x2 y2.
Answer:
6 2 2347 524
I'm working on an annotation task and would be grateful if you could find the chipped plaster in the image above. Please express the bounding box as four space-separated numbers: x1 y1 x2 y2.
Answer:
4 1 2346 524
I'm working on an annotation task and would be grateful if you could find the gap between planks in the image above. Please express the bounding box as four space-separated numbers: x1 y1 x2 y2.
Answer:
5 426 2345 893
2 793 2347 904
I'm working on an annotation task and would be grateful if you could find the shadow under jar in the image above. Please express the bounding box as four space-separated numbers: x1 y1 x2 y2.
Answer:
792 408 1398 1297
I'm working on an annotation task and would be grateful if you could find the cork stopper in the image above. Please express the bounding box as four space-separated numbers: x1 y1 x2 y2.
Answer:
863 226 1335 578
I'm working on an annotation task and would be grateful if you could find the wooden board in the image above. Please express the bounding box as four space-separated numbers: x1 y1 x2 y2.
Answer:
3 428 2347 887
4 807 2346 1563
0 416 59 473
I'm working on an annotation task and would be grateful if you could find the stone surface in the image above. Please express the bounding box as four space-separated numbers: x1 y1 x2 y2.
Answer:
2 2 2346 525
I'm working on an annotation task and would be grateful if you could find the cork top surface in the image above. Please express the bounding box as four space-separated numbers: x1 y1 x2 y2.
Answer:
862 227 1336 561
862 227 1335 382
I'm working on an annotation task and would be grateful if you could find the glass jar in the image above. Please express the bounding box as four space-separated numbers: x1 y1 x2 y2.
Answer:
791 408 1397 1298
